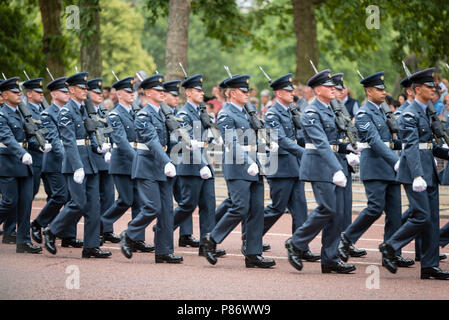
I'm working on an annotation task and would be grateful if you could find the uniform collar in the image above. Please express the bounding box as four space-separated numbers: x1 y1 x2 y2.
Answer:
4 104 17 113
230 102 243 113
275 100 289 112
118 103 131 114
28 102 41 111
148 103 160 114
414 98 427 113
366 99 381 110
70 98 82 110
315 98 330 109
187 101 199 112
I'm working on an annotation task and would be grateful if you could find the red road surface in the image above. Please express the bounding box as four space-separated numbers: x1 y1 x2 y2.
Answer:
0 201 448 300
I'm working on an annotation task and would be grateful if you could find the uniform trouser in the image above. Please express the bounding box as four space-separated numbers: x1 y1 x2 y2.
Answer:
440 222 449 248
0 176 33 243
216 197 232 224
32 164 42 199
388 184 440 269
101 174 144 241
291 181 344 265
173 176 215 245
401 208 424 258
172 175 194 236
35 172 68 228
126 178 174 255
50 174 100 249
98 170 115 216
211 177 264 255
342 174 353 231
345 180 402 254
263 178 308 236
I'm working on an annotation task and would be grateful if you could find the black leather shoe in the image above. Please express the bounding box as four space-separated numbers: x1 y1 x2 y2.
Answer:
338 233 351 262
179 235 200 248
61 238 84 248
199 245 226 258
321 261 356 274
30 221 42 244
301 250 321 262
16 242 42 254
379 242 397 274
82 247 112 258
440 254 447 261
285 238 303 271
245 254 276 268
263 243 271 252
2 234 16 244
133 240 155 253
201 233 217 265
0 229 3 236
155 254 183 264
103 232 121 244
43 228 57 255
395 255 415 268
120 231 134 259
349 245 367 258
421 267 449 280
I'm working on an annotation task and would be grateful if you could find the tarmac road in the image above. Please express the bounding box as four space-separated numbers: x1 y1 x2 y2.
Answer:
0 201 448 300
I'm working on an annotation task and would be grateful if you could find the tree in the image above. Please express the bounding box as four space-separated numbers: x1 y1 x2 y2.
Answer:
165 0 190 82
79 0 102 78
38 0 67 81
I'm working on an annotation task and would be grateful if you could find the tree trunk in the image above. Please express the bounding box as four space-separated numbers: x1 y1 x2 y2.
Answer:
165 0 191 88
38 0 65 82
291 0 319 85
79 0 102 78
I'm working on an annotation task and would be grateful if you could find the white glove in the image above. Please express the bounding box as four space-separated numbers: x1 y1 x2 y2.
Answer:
212 136 223 146
187 140 203 151
39 143 52 153
346 153 360 167
164 162 176 177
200 166 212 179
247 163 259 176
266 141 279 153
73 168 85 184
104 152 111 164
394 160 400 172
97 142 111 154
412 176 427 192
22 152 33 165
332 170 347 188
346 143 364 154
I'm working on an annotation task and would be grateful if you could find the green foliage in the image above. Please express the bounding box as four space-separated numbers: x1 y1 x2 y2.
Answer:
0 0 45 79
99 0 156 85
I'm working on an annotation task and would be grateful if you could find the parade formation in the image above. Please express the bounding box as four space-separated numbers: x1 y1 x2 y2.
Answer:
1 63 449 282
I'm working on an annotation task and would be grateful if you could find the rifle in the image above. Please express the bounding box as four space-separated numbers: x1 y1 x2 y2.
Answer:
427 87 449 146
3 72 49 148
329 99 359 149
17 101 49 148
84 92 113 147
198 102 222 142
160 101 192 147
380 101 399 134
243 103 272 148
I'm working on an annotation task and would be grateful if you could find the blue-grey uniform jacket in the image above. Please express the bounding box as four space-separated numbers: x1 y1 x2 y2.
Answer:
355 100 400 182
131 104 171 181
